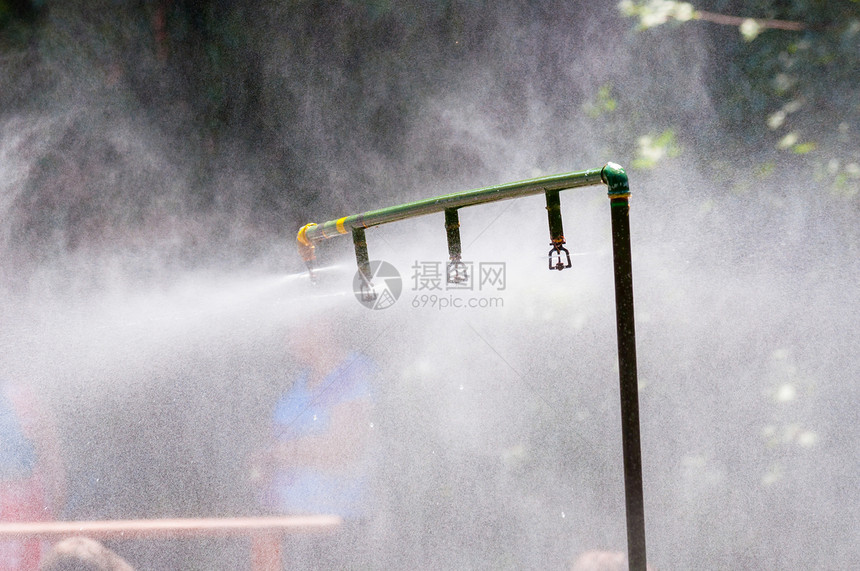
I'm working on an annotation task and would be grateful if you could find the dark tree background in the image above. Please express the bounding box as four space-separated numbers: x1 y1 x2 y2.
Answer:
2 0 854 283
0 2 857 569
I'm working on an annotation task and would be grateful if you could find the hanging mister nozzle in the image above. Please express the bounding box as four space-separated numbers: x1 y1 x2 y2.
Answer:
545 189 572 271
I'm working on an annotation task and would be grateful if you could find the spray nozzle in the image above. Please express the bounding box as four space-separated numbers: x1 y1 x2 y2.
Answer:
357 277 377 302
548 242 572 271
545 189 571 271
297 223 319 282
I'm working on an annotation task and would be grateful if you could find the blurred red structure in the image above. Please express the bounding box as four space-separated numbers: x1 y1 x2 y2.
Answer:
0 515 341 571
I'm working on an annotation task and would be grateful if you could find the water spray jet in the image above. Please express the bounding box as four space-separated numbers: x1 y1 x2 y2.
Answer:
296 162 647 570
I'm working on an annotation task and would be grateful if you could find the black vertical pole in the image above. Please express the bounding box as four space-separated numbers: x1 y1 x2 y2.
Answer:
603 163 647 571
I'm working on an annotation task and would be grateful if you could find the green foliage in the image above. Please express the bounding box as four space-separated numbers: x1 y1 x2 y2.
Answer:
821 159 860 198
632 129 681 169
583 84 618 118
620 0 860 201
618 0 696 29
0 0 41 46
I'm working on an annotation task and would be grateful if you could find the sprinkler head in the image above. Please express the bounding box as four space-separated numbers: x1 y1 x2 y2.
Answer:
548 243 572 271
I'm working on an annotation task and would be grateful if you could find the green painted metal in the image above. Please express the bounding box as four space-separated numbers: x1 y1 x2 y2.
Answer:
300 166 605 243
296 161 646 571
545 188 565 244
602 161 630 196
609 196 646 571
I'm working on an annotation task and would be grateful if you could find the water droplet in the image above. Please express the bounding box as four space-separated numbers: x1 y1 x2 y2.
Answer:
775 384 796 402
797 431 818 448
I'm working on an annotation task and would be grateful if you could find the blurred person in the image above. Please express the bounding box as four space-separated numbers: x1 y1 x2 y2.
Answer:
571 550 656 571
39 537 134 571
0 379 66 571
250 317 377 570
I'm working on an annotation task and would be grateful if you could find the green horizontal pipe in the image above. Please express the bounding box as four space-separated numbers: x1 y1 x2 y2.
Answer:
302 166 609 243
